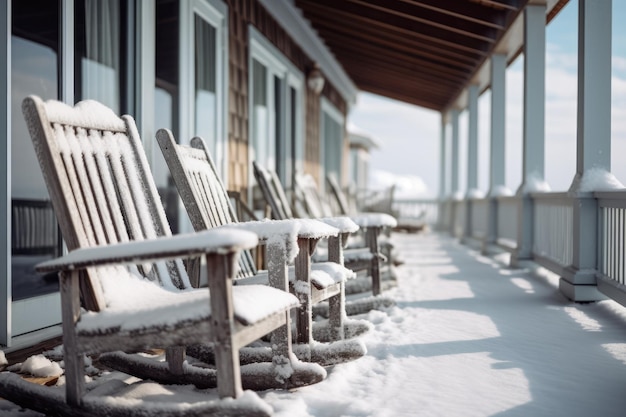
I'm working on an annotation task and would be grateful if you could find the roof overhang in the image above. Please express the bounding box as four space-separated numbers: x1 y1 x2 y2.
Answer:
293 0 569 114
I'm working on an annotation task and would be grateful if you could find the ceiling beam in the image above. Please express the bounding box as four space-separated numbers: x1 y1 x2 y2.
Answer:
345 0 499 43
298 0 491 55
305 10 481 66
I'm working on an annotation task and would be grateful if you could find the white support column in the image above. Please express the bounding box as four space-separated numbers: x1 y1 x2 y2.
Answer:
560 0 612 302
437 114 448 231
483 54 507 254
489 55 506 195
450 109 461 236
465 85 479 240
512 4 546 266
439 114 447 198
450 109 460 195
466 85 479 194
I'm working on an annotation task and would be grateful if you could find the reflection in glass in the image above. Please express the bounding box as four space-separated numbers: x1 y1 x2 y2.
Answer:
252 59 269 169
75 0 122 113
11 0 61 300
194 15 217 157
155 0 180 232
324 112 343 183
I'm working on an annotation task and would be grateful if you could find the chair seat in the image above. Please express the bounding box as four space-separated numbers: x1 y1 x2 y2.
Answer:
78 267 299 335
237 262 354 290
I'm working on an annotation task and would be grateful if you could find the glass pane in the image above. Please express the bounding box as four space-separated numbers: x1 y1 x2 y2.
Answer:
194 15 217 156
324 113 343 182
155 0 180 233
274 75 284 181
75 0 122 113
252 59 268 168
11 0 61 300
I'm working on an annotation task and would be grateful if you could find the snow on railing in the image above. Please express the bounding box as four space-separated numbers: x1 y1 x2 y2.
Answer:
532 193 573 268
392 198 439 225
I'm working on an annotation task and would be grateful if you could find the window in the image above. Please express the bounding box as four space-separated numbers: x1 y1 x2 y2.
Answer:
321 98 345 191
249 27 304 197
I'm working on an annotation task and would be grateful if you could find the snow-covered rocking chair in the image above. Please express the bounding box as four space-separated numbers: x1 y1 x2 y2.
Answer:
253 162 397 315
156 131 368 367
0 96 323 417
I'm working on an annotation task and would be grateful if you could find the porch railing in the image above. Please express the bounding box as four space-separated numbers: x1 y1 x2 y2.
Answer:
357 187 626 308
392 198 439 225
496 196 517 251
532 193 573 270
595 191 626 305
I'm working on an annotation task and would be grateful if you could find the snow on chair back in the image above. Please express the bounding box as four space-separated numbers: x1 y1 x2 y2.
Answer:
22 96 189 311
156 130 257 279
294 173 334 218
326 174 351 216
252 161 294 220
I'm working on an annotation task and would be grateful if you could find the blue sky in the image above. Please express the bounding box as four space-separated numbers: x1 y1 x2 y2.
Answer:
348 0 626 197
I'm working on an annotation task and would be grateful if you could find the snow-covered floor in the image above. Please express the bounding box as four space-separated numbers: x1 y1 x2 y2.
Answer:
4 230 626 416
264 231 626 416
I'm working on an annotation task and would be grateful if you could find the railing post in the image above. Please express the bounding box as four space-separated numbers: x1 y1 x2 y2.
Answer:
560 195 600 300
561 0 612 301
511 194 534 265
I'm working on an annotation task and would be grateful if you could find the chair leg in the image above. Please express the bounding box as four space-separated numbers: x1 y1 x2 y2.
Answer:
366 228 381 296
60 271 85 407
166 346 186 375
327 235 345 341
266 240 300 363
327 284 345 341
205 253 242 399
295 238 313 345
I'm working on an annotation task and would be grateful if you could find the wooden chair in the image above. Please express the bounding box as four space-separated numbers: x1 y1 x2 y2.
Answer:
326 173 405 267
156 132 368 366
253 163 396 315
0 96 322 417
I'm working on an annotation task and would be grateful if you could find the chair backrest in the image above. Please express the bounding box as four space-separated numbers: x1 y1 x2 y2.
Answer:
294 174 334 218
156 130 257 278
252 161 294 221
325 174 351 216
22 96 190 311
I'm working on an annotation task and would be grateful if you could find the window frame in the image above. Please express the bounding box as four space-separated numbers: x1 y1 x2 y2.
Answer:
248 26 304 200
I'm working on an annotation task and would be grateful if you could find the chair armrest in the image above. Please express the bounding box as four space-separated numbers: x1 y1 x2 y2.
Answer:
224 219 339 263
318 216 360 234
350 213 397 229
225 218 339 241
36 228 258 273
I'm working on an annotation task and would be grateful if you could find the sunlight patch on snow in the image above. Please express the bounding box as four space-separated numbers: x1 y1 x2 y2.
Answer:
602 343 626 366
510 277 535 294
563 307 603 332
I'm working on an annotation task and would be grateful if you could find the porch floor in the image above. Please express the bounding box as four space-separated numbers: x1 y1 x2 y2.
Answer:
264 231 626 416
4 231 626 416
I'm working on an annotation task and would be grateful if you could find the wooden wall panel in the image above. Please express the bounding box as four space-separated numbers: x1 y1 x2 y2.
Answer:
226 0 348 194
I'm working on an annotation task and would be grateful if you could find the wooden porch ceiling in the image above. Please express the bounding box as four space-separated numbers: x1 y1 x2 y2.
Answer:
295 0 567 112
